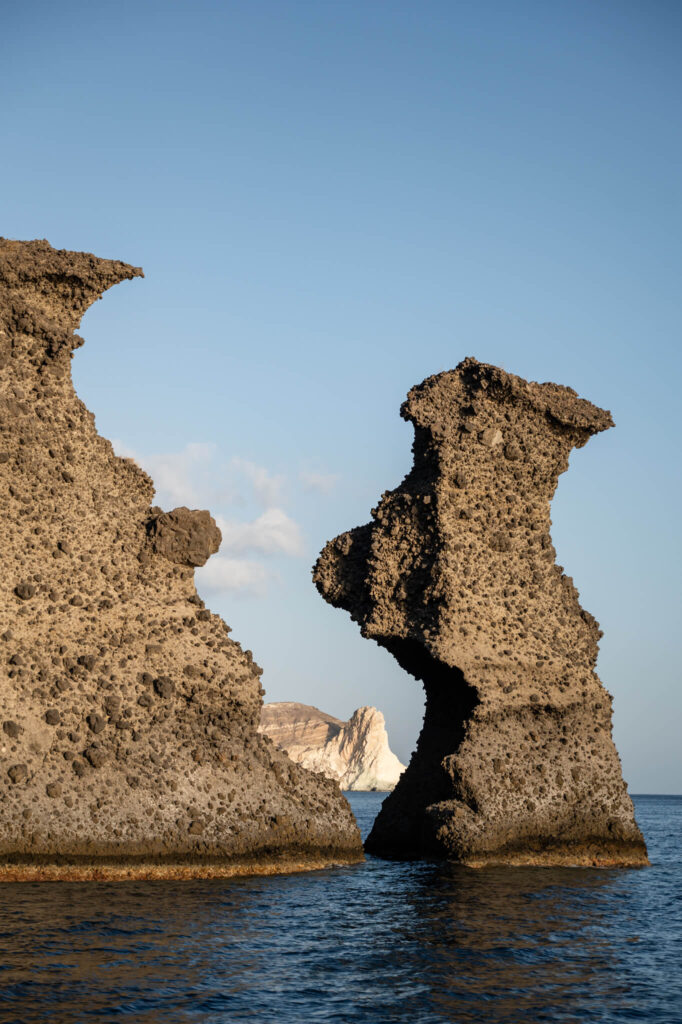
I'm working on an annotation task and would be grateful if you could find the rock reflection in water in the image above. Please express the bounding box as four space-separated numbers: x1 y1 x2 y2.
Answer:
0 881 268 1023
407 865 631 1022
0 794 678 1024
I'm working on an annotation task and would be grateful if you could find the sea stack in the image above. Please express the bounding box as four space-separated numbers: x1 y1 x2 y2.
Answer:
314 357 647 866
0 238 362 880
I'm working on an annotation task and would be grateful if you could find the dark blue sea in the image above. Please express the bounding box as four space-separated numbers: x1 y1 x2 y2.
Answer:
0 794 680 1024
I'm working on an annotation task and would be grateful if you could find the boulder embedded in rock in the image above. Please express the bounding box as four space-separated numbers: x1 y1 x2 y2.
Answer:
146 507 221 567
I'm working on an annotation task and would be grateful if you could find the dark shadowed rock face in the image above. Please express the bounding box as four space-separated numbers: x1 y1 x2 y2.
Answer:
145 507 222 567
0 238 361 880
314 357 647 867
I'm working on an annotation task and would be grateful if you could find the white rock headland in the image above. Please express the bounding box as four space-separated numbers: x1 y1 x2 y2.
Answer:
259 703 405 792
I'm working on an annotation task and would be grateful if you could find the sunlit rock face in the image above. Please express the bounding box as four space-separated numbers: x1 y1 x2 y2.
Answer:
314 357 647 867
0 238 362 880
260 702 405 791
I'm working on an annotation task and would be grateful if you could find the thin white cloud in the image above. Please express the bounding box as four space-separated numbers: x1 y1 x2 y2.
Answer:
111 440 218 508
195 556 271 595
111 441 305 596
216 508 304 556
231 457 285 508
112 439 138 460
299 469 339 495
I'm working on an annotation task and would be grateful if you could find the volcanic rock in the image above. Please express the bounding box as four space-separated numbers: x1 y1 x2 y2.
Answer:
314 357 647 867
0 238 362 880
259 702 405 791
145 507 221 567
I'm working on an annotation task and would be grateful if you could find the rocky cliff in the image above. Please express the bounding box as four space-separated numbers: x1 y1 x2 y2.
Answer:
0 238 362 880
259 702 405 791
314 357 647 867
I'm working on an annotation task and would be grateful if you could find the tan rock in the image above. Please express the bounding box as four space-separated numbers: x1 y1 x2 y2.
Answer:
260 702 405 791
0 238 362 880
314 357 648 867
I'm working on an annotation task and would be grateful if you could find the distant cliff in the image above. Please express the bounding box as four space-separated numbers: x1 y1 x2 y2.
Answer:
259 703 405 791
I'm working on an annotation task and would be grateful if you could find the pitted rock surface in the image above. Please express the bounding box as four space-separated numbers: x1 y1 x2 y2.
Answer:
314 357 647 867
0 238 361 879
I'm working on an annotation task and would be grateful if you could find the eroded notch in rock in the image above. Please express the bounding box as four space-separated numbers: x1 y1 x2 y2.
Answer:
314 356 648 868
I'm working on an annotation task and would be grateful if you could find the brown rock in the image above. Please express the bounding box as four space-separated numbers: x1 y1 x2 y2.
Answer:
0 237 361 878
146 507 221 567
103 696 121 716
314 357 647 868
153 676 175 699
84 746 107 769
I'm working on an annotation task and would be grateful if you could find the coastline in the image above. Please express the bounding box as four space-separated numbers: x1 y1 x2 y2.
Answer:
0 849 364 883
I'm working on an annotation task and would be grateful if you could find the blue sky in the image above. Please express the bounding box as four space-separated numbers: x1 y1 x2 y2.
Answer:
2 1 680 791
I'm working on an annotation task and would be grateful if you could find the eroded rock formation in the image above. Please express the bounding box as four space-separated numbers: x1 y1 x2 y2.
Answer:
314 357 647 866
259 702 405 791
0 238 362 880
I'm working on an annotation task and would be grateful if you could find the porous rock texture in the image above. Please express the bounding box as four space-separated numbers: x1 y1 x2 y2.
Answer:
314 358 647 867
0 238 361 880
259 702 406 791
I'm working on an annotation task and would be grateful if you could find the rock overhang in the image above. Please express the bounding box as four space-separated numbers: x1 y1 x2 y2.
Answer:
314 356 647 867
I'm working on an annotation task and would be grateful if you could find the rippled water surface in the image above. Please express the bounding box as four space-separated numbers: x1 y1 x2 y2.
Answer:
0 794 680 1023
